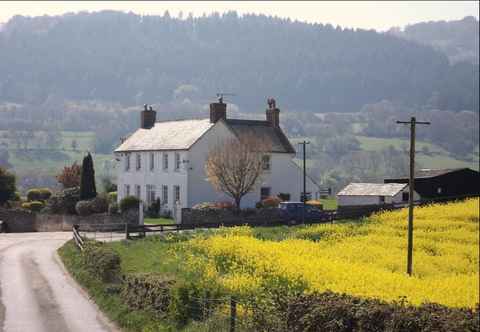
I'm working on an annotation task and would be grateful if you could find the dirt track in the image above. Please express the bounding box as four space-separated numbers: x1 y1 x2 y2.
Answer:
0 232 116 332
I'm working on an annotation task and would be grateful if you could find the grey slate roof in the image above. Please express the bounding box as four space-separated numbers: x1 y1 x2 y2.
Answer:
226 119 296 154
337 183 407 197
115 118 296 153
115 119 214 152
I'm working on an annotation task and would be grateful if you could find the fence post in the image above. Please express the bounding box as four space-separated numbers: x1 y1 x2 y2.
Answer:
125 223 129 240
230 296 236 332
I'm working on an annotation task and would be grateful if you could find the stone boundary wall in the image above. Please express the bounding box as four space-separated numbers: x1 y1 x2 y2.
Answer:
181 208 285 225
0 207 128 232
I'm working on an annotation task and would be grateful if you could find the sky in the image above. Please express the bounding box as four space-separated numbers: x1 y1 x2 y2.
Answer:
0 1 478 31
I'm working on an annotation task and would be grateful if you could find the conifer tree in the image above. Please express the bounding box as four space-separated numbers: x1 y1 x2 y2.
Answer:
80 152 97 200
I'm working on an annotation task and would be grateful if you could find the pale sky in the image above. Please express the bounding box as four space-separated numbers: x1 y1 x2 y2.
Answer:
0 1 478 31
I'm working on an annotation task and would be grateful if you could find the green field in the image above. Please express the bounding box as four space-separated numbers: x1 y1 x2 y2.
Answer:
356 135 479 170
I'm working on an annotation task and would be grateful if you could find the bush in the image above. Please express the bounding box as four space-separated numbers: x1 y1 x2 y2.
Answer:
45 187 80 214
258 196 282 208
146 198 161 218
119 196 140 212
192 201 234 210
21 200 44 212
26 188 42 202
82 241 121 283
0 166 16 205
121 274 174 318
75 200 93 216
38 188 52 201
13 191 21 201
90 194 109 214
108 202 119 215
107 191 117 203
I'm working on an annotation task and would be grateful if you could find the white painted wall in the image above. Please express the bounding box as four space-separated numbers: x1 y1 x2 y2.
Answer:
116 150 188 211
187 123 318 208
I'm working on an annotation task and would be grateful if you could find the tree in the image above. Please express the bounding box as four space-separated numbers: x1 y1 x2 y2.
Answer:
0 166 16 205
56 162 82 189
80 153 97 200
205 137 270 210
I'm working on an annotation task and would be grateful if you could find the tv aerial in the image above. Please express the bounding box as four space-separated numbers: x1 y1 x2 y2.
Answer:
216 92 236 103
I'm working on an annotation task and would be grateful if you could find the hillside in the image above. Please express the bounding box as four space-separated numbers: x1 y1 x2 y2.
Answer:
0 11 478 113
388 16 479 65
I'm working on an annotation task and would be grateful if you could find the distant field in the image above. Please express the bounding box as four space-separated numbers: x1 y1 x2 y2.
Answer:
356 135 479 170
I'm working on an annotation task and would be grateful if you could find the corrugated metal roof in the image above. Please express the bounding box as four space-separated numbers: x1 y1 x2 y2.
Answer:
226 119 296 153
337 183 407 196
385 168 470 181
114 119 214 152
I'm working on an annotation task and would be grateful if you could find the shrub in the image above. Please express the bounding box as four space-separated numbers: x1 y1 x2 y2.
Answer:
119 196 140 212
21 200 44 212
192 201 234 210
90 194 109 214
75 200 93 216
146 198 161 218
121 274 174 318
259 196 282 208
45 187 80 214
108 202 119 215
0 166 16 205
38 188 52 201
107 191 117 203
13 191 21 201
101 177 117 193
26 188 42 202
82 241 121 283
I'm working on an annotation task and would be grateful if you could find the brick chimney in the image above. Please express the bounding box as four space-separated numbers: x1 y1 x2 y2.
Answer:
266 98 280 127
141 104 156 129
210 100 227 123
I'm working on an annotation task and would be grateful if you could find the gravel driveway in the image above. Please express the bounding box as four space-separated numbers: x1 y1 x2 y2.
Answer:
0 232 116 332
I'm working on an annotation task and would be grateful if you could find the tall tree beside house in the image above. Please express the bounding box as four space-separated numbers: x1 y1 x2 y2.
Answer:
79 153 97 200
56 161 81 189
0 166 16 205
205 137 270 210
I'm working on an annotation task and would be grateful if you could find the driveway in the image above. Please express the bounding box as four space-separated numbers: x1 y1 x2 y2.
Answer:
0 232 116 332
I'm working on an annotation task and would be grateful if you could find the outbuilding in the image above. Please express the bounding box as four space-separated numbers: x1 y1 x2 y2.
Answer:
337 183 419 207
384 168 479 200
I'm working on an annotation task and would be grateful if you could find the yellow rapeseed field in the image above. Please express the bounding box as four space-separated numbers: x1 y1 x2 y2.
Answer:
181 199 479 308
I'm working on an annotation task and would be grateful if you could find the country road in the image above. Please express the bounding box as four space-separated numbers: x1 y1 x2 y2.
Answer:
0 232 116 332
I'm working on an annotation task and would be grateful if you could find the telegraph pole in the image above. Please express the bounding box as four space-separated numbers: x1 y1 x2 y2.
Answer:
396 117 430 276
298 141 310 224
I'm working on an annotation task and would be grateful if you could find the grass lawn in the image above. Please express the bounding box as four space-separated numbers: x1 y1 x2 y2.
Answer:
317 197 337 210
144 217 176 225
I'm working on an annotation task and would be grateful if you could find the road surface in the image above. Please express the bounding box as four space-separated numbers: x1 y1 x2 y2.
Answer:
0 232 116 332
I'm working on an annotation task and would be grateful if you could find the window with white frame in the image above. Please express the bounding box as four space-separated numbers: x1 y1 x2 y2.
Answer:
174 152 181 171
174 185 180 203
124 184 130 197
162 185 168 205
125 154 130 171
146 184 156 205
262 155 271 171
149 153 155 171
135 184 141 199
163 153 169 171
136 153 141 170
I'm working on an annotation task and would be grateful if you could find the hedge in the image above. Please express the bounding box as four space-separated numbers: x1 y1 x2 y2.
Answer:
82 241 121 283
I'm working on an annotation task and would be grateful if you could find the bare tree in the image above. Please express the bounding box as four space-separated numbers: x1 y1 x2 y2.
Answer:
205 137 270 210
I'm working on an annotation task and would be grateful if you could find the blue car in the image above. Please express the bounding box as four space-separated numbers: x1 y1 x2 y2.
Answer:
278 201 333 224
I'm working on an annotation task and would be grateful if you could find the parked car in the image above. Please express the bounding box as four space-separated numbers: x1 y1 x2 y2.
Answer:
278 201 333 224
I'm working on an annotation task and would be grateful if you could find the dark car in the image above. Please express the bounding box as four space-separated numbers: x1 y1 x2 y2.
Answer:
278 202 333 224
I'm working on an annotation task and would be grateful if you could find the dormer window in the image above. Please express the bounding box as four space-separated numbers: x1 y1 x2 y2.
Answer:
262 155 271 171
136 153 141 170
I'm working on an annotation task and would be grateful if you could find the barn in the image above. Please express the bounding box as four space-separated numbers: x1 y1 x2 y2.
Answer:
336 183 419 207
384 168 479 200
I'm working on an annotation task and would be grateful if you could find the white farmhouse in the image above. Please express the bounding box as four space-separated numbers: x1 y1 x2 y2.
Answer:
337 183 420 207
114 99 317 211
